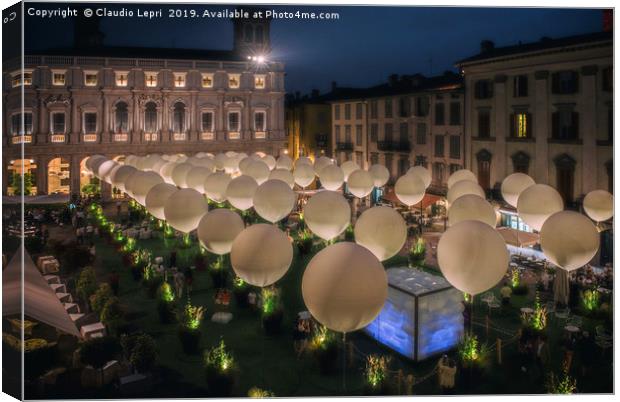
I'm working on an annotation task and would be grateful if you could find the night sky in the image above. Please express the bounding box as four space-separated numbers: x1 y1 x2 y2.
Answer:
22 3 605 94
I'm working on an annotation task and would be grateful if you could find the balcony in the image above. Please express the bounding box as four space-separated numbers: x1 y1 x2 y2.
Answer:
50 134 66 143
83 134 98 143
254 131 266 139
172 133 186 141
144 133 158 142
228 132 240 140
113 133 128 142
11 135 32 144
201 132 214 141
336 142 354 151
377 141 411 152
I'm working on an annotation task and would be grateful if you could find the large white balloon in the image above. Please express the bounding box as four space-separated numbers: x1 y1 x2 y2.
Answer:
204 172 231 203
319 164 344 191
145 183 180 220
448 194 496 227
447 169 477 189
295 156 313 168
230 224 293 287
268 168 295 189
369 164 390 188
223 156 240 174
583 190 614 223
104 164 122 185
171 162 194 188
163 188 208 233
96 160 118 181
214 153 228 171
197 209 245 255
501 173 535 208
394 173 425 206
314 156 333 176
301 242 387 333
132 171 164 205
159 162 178 184
540 211 600 271
262 155 277 171
238 156 254 175
111 165 137 192
407 166 432 189
304 191 351 241
185 167 212 193
341 161 361 182
276 155 293 171
226 175 258 211
517 184 564 231
245 160 270 185
253 180 296 223
354 206 407 261
293 164 315 188
347 170 374 198
123 170 143 197
447 180 485 205
437 220 509 295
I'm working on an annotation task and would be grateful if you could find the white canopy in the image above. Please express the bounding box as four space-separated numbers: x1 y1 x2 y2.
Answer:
2 249 81 338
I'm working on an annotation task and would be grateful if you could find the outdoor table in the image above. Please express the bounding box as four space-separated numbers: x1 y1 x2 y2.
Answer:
520 307 534 317
564 325 580 336
598 287 611 294
81 322 106 339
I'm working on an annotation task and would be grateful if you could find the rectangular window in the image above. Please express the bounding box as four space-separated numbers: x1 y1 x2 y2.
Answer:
449 135 460 159
370 124 378 142
449 102 461 125
384 99 393 118
355 103 363 120
11 113 32 135
202 112 214 132
478 109 491 138
84 112 97 133
384 123 393 142
474 80 493 99
201 73 214 88
173 73 186 88
552 109 579 140
435 103 445 125
370 153 379 165
399 123 408 143
254 75 266 89
334 104 341 120
145 107 158 132
399 97 410 117
344 104 351 120
52 70 66 86
511 112 531 139
115 72 128 87
335 125 341 142
552 71 579 94
416 123 426 144
370 100 378 119
416 97 429 117
228 111 240 132
254 111 266 131
434 135 445 157
356 125 363 145
12 72 32 87
345 125 352 143
52 113 65 134
84 72 98 86
513 75 528 97
228 74 240 89
145 72 158 87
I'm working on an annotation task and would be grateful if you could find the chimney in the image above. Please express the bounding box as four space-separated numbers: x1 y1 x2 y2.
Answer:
480 40 495 53
331 81 337 92
388 74 399 87
311 89 320 98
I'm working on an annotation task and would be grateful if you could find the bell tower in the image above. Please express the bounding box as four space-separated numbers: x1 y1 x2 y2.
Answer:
232 7 272 59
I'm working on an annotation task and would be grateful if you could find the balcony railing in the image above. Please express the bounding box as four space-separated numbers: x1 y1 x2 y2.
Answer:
254 131 266 139
11 135 32 144
50 134 66 143
144 133 158 142
201 132 214 141
113 133 128 142
83 134 98 142
377 141 411 152
228 132 240 140
336 142 354 151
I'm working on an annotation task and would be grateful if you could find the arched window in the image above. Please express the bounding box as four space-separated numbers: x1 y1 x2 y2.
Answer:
144 102 157 132
511 151 530 174
173 102 185 133
255 25 264 43
476 149 492 191
115 102 129 133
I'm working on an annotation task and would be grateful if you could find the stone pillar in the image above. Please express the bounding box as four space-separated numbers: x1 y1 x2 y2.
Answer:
534 70 550 185
580 65 598 196
162 93 169 142
70 96 80 144
38 97 47 144
36 155 48 195
70 154 82 198
100 180 113 201
132 94 140 144
101 94 110 143
493 74 507 186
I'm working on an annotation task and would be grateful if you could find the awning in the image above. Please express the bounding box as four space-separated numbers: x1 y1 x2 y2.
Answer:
2 194 69 205
382 191 442 209
496 227 539 247
2 248 81 338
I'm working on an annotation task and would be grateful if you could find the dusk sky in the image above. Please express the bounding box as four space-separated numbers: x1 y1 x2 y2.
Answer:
23 3 605 94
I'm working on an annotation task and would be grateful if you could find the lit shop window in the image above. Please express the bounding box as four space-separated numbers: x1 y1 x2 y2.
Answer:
115 72 128 87
254 75 266 89
228 74 240 89
145 72 158 87
201 73 214 88
173 73 186 88
52 70 66 86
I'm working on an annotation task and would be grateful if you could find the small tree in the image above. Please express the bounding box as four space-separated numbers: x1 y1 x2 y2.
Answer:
408 237 426 267
76 267 98 307
120 333 158 373
100 297 123 334
365 355 391 391
11 172 33 196
547 369 577 394
79 336 121 383
90 283 113 315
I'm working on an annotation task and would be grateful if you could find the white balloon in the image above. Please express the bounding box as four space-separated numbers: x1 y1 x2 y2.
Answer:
583 190 614 223
501 173 535 208
230 224 293 287
124 170 144 197
276 155 293 171
171 162 194 188
253 179 296 223
159 162 178 184
269 168 295 189
302 242 387 333
96 160 118 181
407 166 432 189
354 206 407 261
540 211 600 271
262 155 277 170
294 164 315 188
304 191 351 241
517 184 564 231
448 194 496 227
319 164 344 191
447 169 477 189
214 153 228 171
369 164 390 188
447 180 485 205
185 167 212 194
104 164 122 185
245 160 270 185
197 209 245 255
226 175 258 211
204 172 231 203
295 156 313 168
341 161 361 182
223 156 240 174
314 156 333 176
394 173 425 207
132 171 164 205
111 165 137 192
163 188 208 233
347 169 374 198
239 156 254 174
145 183 180 220
438 220 509 295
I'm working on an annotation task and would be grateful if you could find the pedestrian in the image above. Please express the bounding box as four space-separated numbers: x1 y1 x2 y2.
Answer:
500 282 512 305
174 269 185 299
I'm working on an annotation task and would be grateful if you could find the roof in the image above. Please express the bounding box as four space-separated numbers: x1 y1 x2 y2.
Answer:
456 31 612 66
26 46 247 62
387 267 453 297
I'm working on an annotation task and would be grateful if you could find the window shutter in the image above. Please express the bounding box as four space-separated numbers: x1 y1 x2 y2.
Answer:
572 72 579 94
552 112 559 139
571 112 579 139
526 113 532 138
551 73 560 94
509 113 515 138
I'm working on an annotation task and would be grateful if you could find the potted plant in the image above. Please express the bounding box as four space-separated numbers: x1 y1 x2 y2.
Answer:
457 333 488 386
344 224 354 241
90 283 113 315
142 264 163 298
363 355 393 395
177 300 205 354
121 333 158 374
260 287 283 335
209 256 229 289
295 230 314 255
521 293 548 336
247 387 275 397
100 297 124 336
157 282 176 324
232 277 250 308
308 325 338 375
408 237 426 268
510 267 529 295
546 369 577 394
204 339 236 396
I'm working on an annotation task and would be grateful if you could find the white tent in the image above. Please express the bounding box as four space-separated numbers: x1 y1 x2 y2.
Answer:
2 248 81 337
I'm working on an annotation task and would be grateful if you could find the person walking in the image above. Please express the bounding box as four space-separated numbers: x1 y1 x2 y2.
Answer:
174 269 185 299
